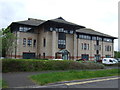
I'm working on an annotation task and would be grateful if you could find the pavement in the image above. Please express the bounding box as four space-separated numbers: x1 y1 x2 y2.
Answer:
2 66 119 88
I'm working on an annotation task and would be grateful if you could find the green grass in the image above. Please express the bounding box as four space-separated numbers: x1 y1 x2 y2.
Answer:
30 69 120 85
0 80 8 88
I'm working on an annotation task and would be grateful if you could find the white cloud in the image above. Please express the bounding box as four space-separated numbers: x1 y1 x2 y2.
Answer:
0 0 118 50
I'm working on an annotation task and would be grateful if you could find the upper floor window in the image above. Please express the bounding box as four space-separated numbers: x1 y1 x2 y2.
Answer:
103 38 112 42
50 27 53 31
33 39 36 47
70 30 73 34
43 38 46 47
19 26 31 32
79 34 91 40
28 38 32 46
58 40 66 45
97 37 102 41
105 45 111 51
23 38 26 46
81 43 84 50
81 43 89 50
58 32 66 49
92 36 97 40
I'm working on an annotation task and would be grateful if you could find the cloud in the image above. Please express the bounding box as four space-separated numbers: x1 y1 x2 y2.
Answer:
0 0 118 50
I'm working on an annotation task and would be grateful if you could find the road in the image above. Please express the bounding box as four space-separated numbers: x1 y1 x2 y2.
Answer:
14 76 119 88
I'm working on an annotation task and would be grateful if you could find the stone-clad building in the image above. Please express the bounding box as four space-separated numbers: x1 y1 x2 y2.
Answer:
7 17 117 61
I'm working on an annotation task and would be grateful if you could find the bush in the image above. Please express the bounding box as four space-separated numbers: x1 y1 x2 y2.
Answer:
2 59 105 72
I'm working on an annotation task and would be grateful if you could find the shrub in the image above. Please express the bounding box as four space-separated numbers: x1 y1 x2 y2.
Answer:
2 59 105 72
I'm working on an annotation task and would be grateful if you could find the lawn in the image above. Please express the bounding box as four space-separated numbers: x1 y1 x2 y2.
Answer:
0 80 8 88
30 69 119 85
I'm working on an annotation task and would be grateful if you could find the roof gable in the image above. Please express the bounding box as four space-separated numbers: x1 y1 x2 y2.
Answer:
48 17 85 28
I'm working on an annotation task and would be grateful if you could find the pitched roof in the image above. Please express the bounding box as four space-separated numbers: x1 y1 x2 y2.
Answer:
76 28 117 39
49 17 85 28
11 17 85 28
12 18 46 26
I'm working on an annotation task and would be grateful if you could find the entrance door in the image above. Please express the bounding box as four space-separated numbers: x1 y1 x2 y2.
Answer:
95 55 101 61
62 54 68 60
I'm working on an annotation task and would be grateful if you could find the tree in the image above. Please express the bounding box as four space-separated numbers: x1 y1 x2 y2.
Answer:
2 28 16 57
0 30 2 57
114 51 120 58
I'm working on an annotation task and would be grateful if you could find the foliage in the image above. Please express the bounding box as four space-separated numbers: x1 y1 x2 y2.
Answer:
30 69 119 85
114 51 120 58
2 59 105 72
0 30 2 57
2 28 16 57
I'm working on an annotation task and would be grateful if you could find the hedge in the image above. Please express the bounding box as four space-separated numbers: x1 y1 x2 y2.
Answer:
2 59 105 72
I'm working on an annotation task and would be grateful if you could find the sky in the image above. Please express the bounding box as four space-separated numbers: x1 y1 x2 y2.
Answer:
0 0 119 51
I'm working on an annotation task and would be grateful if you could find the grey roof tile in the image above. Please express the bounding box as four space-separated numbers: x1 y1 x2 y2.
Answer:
13 18 46 26
76 28 117 38
49 17 85 28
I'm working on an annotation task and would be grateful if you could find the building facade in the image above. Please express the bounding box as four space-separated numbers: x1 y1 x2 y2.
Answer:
7 17 117 61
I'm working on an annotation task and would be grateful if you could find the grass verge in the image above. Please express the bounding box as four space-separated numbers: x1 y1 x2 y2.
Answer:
30 69 120 85
0 80 8 88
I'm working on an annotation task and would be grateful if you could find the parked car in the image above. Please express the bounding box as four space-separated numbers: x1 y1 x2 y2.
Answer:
116 58 120 62
0 57 4 59
102 58 118 64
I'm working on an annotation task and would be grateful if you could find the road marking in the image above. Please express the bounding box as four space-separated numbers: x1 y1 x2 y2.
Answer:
64 77 120 86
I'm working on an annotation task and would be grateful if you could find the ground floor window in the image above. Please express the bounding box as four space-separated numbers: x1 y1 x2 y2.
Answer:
106 55 111 58
81 54 89 60
43 53 45 58
23 52 35 59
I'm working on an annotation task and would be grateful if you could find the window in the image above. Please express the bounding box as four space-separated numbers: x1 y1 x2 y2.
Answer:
87 44 89 50
81 43 84 50
33 39 36 47
64 30 68 33
104 59 106 61
81 43 89 50
81 54 89 60
97 37 102 41
19 26 31 32
105 45 111 51
99 45 101 50
50 27 53 31
84 43 87 50
94 44 96 50
58 32 66 49
95 55 101 61
79 34 91 40
28 38 32 46
70 30 73 34
109 46 111 51
103 38 112 42
92 36 97 40
43 38 46 47
43 53 45 59
106 55 111 58
23 38 26 46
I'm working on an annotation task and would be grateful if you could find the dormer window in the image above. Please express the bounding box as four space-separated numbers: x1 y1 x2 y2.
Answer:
19 26 31 32
70 30 73 34
50 27 53 31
